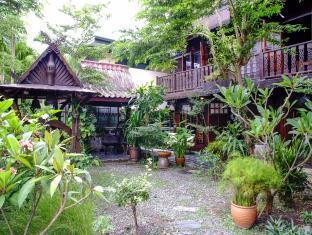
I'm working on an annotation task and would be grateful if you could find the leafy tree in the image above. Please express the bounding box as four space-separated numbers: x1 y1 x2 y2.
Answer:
0 41 37 82
0 0 41 83
0 0 41 15
38 3 109 85
113 0 300 84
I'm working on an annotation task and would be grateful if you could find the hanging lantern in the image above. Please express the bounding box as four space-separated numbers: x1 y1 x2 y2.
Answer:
47 54 55 86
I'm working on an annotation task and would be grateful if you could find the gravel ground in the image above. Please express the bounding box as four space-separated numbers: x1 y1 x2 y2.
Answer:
91 163 259 235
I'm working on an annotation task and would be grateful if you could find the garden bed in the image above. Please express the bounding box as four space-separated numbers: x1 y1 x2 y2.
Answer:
91 163 266 234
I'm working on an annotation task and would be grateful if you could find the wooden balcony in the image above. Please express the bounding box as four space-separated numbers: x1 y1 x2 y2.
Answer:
157 40 312 97
263 40 312 79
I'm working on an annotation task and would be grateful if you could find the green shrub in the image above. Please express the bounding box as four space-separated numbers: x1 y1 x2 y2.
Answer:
70 153 100 169
216 122 247 157
0 98 105 234
206 140 224 155
221 157 282 206
0 195 94 234
265 216 307 235
93 215 112 235
114 162 151 234
199 148 224 179
272 136 309 204
300 211 312 225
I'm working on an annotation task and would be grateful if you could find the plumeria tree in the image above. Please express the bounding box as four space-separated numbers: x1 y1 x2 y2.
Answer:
215 76 311 210
0 98 106 235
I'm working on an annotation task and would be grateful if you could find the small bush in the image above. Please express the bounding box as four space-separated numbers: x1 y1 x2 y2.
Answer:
93 215 113 235
114 162 151 234
265 216 307 235
70 153 100 169
300 211 312 225
198 149 224 179
221 157 282 206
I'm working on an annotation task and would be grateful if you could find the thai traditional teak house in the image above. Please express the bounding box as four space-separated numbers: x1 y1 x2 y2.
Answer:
156 0 312 150
0 43 140 155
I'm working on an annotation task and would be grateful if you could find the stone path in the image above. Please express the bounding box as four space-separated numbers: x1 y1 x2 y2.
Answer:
91 163 244 235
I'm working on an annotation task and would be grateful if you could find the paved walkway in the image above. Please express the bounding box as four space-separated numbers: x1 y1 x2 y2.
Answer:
91 163 258 235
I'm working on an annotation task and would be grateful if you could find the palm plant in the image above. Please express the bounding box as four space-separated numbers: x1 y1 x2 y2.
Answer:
166 127 194 158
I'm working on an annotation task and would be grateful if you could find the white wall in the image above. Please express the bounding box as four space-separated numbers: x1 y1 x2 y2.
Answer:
128 68 167 87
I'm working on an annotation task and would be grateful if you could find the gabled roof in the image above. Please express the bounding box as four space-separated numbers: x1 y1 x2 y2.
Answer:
18 44 82 87
81 60 135 98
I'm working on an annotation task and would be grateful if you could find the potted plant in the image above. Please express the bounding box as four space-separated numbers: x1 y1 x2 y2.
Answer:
221 157 281 229
125 85 169 162
125 112 141 162
167 127 194 167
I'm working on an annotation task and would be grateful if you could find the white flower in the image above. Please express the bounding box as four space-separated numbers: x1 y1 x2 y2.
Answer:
41 113 49 120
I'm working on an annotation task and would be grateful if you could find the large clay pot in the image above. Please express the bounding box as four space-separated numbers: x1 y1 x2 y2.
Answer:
175 156 185 167
129 147 140 162
157 151 171 169
231 202 257 229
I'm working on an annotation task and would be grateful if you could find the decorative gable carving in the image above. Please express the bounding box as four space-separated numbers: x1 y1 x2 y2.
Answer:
19 44 82 87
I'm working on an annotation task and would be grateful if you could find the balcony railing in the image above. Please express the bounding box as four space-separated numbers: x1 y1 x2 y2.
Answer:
157 40 312 94
156 65 214 93
263 40 312 79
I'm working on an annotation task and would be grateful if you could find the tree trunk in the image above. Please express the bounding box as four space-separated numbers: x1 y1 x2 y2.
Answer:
10 34 15 83
265 190 274 215
234 63 243 85
131 205 138 235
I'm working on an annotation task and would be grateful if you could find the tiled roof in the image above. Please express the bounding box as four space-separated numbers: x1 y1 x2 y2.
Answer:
81 60 135 98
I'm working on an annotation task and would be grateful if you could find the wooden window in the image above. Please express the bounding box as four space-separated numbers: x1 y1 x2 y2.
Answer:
210 102 229 114
95 106 119 128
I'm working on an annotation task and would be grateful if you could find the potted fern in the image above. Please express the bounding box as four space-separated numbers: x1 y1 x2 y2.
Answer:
221 157 281 229
167 127 194 167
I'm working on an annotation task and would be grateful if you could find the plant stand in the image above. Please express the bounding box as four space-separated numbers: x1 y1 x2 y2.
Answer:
157 151 171 169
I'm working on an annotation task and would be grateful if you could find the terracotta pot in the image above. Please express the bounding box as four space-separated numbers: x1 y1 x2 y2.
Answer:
129 147 140 162
175 156 185 167
231 202 257 229
158 151 171 158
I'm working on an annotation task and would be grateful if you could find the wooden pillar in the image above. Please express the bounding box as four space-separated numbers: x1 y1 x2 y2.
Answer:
205 103 211 144
12 97 21 117
70 94 81 153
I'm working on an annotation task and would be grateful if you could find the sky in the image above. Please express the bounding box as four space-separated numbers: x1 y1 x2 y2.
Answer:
24 0 142 53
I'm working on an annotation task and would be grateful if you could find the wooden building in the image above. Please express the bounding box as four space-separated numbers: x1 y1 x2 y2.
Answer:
0 44 137 155
156 0 312 150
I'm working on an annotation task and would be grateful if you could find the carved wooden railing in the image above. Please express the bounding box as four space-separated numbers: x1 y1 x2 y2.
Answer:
156 65 214 93
263 40 312 79
157 40 312 94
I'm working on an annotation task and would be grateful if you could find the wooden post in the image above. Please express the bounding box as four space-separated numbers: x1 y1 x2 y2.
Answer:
70 94 81 153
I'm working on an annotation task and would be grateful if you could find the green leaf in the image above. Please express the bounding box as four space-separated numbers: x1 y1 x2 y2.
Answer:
35 165 55 174
18 179 35 208
22 132 32 141
50 174 62 197
45 131 52 150
15 156 32 168
6 134 19 156
0 195 5 208
0 99 13 113
52 146 64 172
